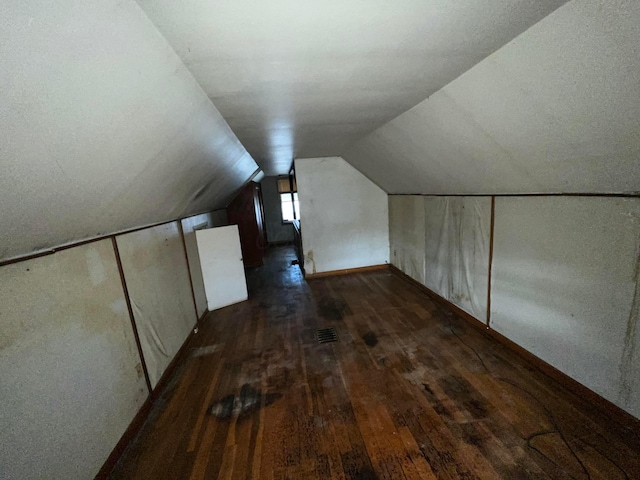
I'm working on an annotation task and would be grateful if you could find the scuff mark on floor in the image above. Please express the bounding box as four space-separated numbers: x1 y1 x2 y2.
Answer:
209 384 282 420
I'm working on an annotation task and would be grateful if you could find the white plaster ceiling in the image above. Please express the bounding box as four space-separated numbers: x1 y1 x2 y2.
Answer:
136 0 568 175
0 0 258 261
344 0 640 195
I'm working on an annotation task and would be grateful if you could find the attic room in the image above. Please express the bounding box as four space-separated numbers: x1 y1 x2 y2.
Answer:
1 0 639 478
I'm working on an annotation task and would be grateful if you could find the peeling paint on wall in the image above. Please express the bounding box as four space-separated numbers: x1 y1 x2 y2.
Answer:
0 240 148 479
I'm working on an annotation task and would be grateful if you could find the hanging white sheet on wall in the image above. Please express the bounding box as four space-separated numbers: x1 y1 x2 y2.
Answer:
424 196 491 323
389 196 426 285
116 222 197 388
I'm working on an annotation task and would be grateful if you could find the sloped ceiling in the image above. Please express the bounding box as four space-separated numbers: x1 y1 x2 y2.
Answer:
4 0 635 262
344 0 640 195
136 0 567 175
0 0 258 261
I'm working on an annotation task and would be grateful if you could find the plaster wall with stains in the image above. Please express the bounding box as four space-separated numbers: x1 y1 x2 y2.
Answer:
389 194 640 419
0 215 213 478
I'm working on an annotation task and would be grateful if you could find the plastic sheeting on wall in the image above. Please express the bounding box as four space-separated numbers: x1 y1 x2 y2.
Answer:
0 240 148 479
116 222 197 388
424 197 491 323
491 196 640 418
389 196 426 285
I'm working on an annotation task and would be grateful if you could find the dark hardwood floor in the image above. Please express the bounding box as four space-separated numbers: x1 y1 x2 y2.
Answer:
110 245 640 479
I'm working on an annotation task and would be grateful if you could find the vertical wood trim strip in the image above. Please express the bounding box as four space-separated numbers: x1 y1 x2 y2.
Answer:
486 196 496 328
111 237 153 394
178 221 200 324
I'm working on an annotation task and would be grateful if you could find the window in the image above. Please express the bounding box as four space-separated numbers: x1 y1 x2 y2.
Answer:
277 176 300 222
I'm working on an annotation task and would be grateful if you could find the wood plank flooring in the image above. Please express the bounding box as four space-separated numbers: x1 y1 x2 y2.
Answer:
110 246 640 479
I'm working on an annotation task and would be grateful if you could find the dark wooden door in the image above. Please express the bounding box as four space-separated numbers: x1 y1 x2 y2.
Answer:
227 182 266 267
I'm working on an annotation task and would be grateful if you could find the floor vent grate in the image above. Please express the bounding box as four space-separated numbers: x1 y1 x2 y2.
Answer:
316 327 338 344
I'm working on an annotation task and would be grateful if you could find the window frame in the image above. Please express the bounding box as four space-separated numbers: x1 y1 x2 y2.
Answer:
277 174 299 224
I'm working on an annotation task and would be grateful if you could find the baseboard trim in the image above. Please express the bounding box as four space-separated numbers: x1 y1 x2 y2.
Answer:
305 263 389 279
95 324 199 479
197 308 210 325
389 264 640 437
94 397 153 479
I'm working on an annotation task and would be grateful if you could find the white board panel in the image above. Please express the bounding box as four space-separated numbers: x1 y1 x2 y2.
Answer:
181 210 228 319
116 222 196 388
424 197 491 322
389 196 426 285
491 197 640 418
0 240 148 479
196 225 248 311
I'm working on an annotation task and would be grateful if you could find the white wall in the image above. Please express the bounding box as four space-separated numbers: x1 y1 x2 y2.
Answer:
116 222 197 388
0 209 233 478
181 210 228 318
295 157 389 274
0 0 258 262
0 241 148 479
491 196 640 418
345 0 640 195
389 194 640 420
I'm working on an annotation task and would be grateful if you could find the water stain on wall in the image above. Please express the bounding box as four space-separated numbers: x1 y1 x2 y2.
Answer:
85 247 107 286
306 250 317 274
